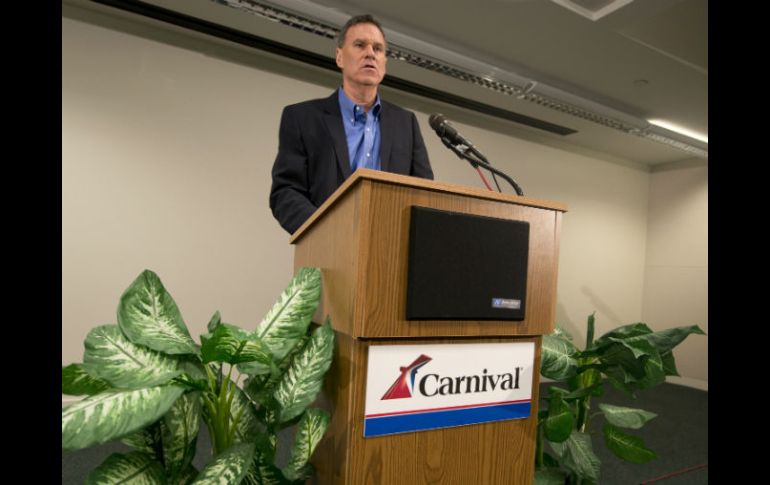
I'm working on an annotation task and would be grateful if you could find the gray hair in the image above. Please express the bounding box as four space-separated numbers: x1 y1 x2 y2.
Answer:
336 14 386 48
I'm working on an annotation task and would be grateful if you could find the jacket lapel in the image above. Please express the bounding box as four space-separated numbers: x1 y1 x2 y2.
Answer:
322 92 353 179
378 101 394 172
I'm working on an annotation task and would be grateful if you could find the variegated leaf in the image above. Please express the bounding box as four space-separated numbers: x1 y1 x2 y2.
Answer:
231 385 262 444
593 323 652 349
274 320 334 423
162 391 202 479
85 451 165 485
62 363 111 396
603 423 657 463
191 442 255 485
283 408 330 481
641 324 705 355
83 325 182 389
549 432 600 483
121 422 161 455
62 385 184 451
243 449 289 485
118 270 198 355
543 391 573 443
598 403 657 429
201 325 273 371
541 334 578 380
256 267 321 360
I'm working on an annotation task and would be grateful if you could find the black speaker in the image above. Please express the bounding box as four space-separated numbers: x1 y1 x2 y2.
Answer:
405 206 529 320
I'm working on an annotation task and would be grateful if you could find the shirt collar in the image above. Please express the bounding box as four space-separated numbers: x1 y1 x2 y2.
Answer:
338 87 381 123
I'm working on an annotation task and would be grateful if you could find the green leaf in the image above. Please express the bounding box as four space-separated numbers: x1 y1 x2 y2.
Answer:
62 363 111 395
543 391 573 443
593 323 653 349
534 468 568 485
541 334 578 380
243 449 290 485
602 424 657 463
256 267 321 360
201 325 273 372
585 312 595 349
597 343 646 381
636 351 666 389
274 320 334 423
118 269 198 355
607 335 657 360
598 403 657 429
191 442 255 485
62 385 184 451
661 351 679 376
178 464 199 484
231 385 263 445
643 324 706 355
283 408 330 481
548 432 600 483
85 451 166 485
162 392 201 479
208 311 222 333
121 423 160 456
83 325 182 389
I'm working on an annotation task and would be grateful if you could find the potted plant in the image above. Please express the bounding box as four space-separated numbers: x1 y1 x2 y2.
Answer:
535 313 705 485
62 267 333 484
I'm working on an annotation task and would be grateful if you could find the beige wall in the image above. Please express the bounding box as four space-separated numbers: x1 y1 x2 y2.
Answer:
642 163 708 389
62 14 705 388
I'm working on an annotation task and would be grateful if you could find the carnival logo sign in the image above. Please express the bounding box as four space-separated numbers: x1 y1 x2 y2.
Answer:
364 342 535 437
381 354 433 400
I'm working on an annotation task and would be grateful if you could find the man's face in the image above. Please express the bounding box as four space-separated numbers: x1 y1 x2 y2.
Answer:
336 22 387 90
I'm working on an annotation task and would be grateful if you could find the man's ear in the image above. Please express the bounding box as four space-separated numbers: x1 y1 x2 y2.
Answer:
335 48 343 69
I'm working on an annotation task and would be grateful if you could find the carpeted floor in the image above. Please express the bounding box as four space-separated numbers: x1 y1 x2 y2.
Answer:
62 382 707 484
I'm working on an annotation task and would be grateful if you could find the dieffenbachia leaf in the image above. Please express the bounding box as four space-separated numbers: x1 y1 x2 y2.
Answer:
62 363 111 396
82 325 182 389
598 403 657 429
541 334 578 380
256 267 321 360
162 391 201 479
118 270 198 355
274 320 334 423
549 432 600 483
201 324 272 372
85 451 166 485
282 408 330 481
243 449 290 485
602 424 657 463
191 442 255 485
543 390 573 443
231 385 263 445
62 385 184 451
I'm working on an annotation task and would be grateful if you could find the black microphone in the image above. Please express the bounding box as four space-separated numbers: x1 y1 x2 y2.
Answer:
429 113 477 149
428 113 525 196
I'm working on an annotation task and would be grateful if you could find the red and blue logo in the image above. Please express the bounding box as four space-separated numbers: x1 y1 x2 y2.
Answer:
380 354 432 400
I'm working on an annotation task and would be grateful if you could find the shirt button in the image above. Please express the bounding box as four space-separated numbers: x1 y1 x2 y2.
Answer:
367 153 370 157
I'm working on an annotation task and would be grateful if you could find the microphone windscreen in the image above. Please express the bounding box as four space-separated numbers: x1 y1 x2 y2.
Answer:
429 113 446 130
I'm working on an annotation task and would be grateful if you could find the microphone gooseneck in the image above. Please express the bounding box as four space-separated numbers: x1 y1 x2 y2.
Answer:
429 113 524 196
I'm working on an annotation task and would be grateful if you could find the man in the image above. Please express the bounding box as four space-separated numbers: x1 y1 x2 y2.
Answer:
269 14 434 234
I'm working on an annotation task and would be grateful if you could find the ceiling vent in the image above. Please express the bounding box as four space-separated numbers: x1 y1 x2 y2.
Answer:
549 0 634 21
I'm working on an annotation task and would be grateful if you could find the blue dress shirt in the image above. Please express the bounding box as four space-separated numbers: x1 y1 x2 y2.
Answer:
337 87 381 171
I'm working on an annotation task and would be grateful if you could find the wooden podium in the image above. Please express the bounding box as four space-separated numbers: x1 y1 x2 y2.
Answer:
290 169 566 484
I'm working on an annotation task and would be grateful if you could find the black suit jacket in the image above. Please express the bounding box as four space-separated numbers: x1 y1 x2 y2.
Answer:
269 91 434 234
